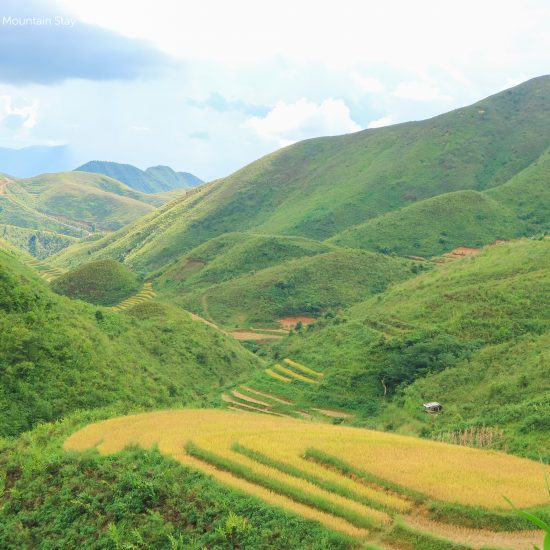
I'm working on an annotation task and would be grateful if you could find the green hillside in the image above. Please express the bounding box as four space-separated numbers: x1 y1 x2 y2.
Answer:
260 239 550 459
156 232 334 292
0 171 173 258
51 259 141 306
485 146 550 231
0 248 259 437
329 190 529 257
180 249 419 327
76 161 203 193
54 76 550 275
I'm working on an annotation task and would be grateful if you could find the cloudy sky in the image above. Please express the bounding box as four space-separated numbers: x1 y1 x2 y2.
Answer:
0 0 549 180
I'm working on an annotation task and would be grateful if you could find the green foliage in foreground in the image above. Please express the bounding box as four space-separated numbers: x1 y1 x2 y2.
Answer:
0 250 259 437
180 249 420 326
0 413 353 550
51 259 141 306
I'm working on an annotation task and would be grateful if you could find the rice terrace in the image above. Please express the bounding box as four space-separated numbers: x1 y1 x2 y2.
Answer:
65 409 549 549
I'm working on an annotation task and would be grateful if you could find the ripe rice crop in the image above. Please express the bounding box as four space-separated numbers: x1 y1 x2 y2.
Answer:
273 364 319 384
284 358 324 378
265 368 291 382
65 410 550 544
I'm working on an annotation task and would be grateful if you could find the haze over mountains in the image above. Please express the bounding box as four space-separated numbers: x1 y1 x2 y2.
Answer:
75 160 203 193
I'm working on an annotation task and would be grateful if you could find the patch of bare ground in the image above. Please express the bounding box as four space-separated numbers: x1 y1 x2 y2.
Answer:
278 316 316 329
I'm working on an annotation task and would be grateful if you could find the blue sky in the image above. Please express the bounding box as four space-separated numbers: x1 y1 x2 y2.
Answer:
0 0 549 180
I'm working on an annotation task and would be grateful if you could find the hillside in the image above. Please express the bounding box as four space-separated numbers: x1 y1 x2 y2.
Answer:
0 171 169 257
155 232 335 292
257 239 550 459
54 76 550 275
76 161 203 193
329 190 529 257
51 259 141 306
179 249 419 327
0 247 260 437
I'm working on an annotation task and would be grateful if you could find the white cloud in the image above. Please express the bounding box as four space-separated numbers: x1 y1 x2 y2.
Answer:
1 95 39 129
352 74 384 93
367 116 393 129
245 98 361 145
393 81 452 102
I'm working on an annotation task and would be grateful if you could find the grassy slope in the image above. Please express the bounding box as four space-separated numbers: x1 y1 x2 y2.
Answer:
0 248 259 437
266 239 550 458
0 171 171 257
155 232 334 292
180 249 419 327
329 190 529 257
485 146 550 231
51 259 141 306
53 76 550 274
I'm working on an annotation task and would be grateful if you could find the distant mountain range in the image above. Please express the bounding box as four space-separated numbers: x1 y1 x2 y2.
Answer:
75 160 203 193
0 145 72 177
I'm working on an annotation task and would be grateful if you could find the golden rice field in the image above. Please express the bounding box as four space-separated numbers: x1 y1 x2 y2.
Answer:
65 409 549 546
111 282 156 311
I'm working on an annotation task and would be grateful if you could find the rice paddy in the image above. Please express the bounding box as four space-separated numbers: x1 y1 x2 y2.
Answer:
65 409 549 547
111 282 156 311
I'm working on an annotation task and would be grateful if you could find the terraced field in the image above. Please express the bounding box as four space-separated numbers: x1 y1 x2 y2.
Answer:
65 409 548 549
110 282 156 311
23 256 65 282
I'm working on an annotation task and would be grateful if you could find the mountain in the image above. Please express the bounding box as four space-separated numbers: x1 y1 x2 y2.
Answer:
0 145 72 177
75 160 203 193
54 76 550 275
0 171 166 257
0 246 259 437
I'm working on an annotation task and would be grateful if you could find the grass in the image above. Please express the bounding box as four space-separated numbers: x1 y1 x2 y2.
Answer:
51 259 141 306
265 368 292 382
0 250 260 437
179 249 417 327
329 190 529 257
284 358 324 378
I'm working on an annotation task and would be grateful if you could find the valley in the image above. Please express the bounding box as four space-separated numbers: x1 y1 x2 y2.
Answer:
0 76 549 549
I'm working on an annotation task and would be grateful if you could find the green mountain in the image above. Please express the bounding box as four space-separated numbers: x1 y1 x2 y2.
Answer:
0 171 166 258
329 190 530 257
75 161 203 193
178 249 418 327
51 259 141 306
0 247 259 437
263 239 550 459
54 76 550 275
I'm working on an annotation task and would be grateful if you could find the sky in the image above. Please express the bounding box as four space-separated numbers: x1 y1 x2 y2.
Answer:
0 0 549 181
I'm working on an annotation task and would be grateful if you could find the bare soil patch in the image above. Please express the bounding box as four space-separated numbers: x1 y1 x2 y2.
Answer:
278 316 316 329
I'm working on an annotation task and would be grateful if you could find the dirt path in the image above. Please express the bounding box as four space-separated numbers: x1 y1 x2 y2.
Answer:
402 515 544 550
231 331 282 341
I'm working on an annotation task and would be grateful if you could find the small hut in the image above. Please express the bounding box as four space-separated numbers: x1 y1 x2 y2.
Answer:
423 402 443 414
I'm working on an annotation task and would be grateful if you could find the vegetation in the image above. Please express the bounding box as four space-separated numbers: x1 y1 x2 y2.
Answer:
329 190 529 257
0 249 259 437
51 259 141 306
0 412 352 550
268 240 550 458
0 224 77 258
180 249 418 326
